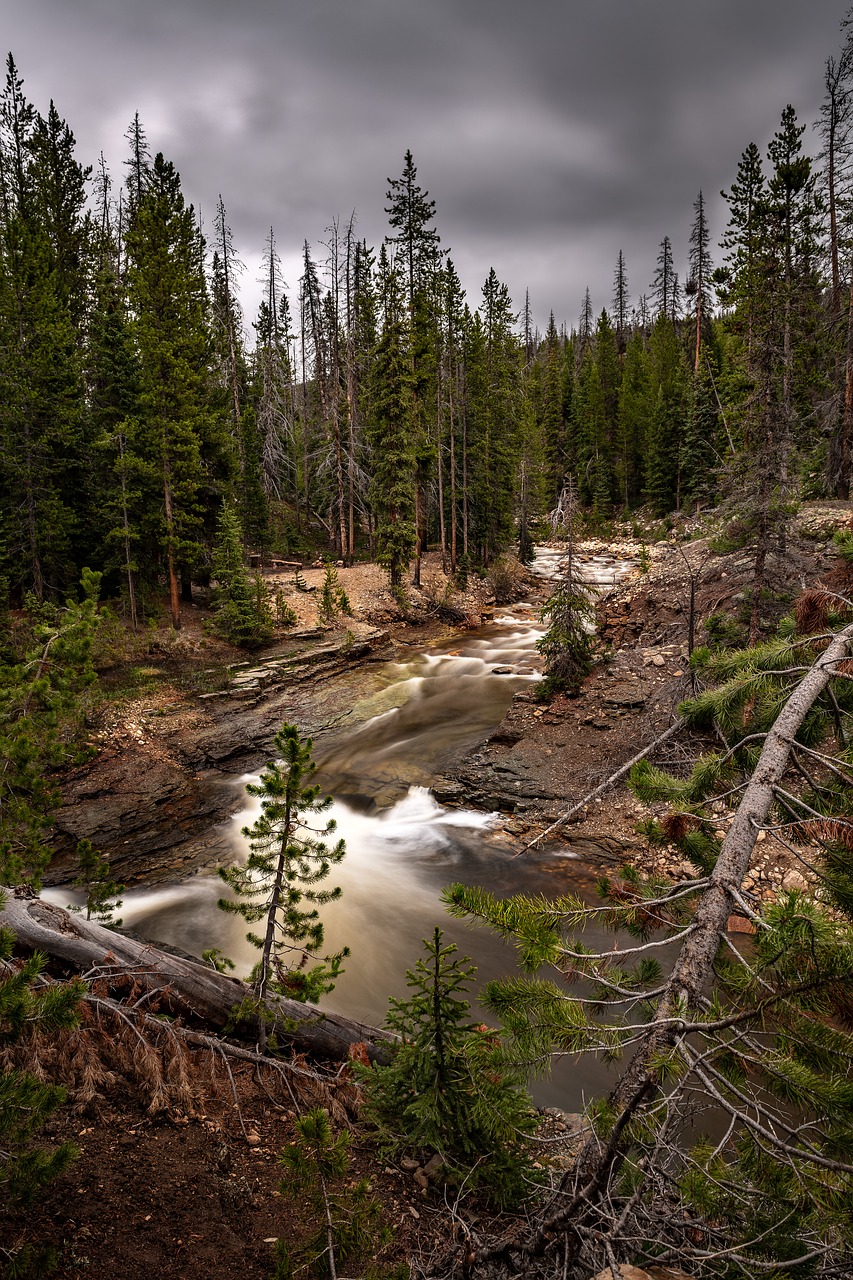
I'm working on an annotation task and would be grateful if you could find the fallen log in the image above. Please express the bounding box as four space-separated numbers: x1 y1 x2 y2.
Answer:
1 894 394 1063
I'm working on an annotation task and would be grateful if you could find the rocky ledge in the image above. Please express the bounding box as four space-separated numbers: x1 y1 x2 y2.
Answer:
49 627 393 886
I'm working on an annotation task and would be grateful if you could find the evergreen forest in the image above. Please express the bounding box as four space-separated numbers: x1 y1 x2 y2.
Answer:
2 40 853 621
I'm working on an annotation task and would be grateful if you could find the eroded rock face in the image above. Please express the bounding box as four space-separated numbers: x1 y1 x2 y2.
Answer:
50 630 394 886
52 746 235 884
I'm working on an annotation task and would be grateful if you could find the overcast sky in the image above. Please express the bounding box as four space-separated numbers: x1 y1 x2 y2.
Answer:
3 0 851 336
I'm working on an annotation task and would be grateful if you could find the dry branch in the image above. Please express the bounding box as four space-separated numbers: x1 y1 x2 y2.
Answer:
518 719 685 855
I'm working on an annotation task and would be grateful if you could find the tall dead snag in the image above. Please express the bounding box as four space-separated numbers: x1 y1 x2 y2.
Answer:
447 617 853 1278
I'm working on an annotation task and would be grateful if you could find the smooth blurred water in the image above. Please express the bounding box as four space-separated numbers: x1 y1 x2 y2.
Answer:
49 551 638 1108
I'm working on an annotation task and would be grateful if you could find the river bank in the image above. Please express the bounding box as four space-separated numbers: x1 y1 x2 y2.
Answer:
51 502 851 905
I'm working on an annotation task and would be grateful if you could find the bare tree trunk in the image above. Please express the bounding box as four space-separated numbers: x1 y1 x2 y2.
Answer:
163 458 181 630
839 277 853 500
449 358 458 573
436 365 447 572
462 401 469 559
412 482 422 588
2 895 393 1063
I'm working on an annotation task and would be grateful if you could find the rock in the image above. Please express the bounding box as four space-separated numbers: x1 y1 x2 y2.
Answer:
782 869 807 891
652 654 665 667
602 683 646 709
727 914 756 934
491 666 514 674
245 1130 261 1147
399 1156 420 1172
413 1167 429 1191
422 1153 445 1181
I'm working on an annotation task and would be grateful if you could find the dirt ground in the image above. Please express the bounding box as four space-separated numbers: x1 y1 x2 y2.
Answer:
1 1046 584 1280
1 1066 419 1280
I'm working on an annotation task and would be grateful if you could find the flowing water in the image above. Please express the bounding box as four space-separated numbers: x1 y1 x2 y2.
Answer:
53 551 636 1109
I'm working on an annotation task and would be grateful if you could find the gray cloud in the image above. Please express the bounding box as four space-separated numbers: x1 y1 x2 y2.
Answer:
3 0 850 331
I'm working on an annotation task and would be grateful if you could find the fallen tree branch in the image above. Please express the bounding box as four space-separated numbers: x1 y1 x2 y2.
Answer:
516 718 685 855
526 616 853 1257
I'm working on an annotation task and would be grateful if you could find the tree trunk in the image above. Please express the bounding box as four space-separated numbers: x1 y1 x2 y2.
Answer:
541 616 853 1243
163 458 181 630
839 277 853 500
2 895 394 1064
449 359 458 573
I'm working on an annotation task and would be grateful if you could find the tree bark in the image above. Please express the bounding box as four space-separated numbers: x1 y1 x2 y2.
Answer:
2 895 393 1063
547 617 853 1237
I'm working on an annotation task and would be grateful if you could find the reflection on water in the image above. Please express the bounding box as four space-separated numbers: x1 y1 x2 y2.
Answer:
48 554 637 1109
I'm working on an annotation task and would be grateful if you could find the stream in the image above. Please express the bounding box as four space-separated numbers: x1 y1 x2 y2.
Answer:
52 551 635 1110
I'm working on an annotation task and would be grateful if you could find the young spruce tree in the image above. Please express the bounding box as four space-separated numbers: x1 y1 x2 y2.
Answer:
360 926 536 1208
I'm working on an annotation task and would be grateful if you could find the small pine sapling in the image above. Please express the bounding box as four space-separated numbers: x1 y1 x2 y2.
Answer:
270 1106 390 1280
209 502 273 648
319 560 351 621
70 838 123 927
360 927 537 1207
274 589 297 628
536 480 595 701
217 725 348 1044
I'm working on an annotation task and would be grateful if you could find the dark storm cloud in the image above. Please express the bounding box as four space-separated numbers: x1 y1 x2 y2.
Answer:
3 0 850 330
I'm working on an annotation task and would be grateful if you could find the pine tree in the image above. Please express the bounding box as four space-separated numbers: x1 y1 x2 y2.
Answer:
271 1107 388 1280
86 261 144 627
1 893 82 1276
687 189 713 376
536 480 595 699
209 501 272 647
217 725 347 1029
616 327 651 507
71 838 123 927
125 151 225 629
360 927 536 1207
0 59 88 601
253 227 298 507
0 570 101 890
651 234 681 323
612 249 630 352
469 268 522 563
384 149 441 318
719 141 767 365
643 314 690 514
540 312 570 503
367 253 416 593
574 348 609 515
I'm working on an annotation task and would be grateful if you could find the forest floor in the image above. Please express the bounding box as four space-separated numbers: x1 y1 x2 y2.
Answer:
5 502 853 1280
